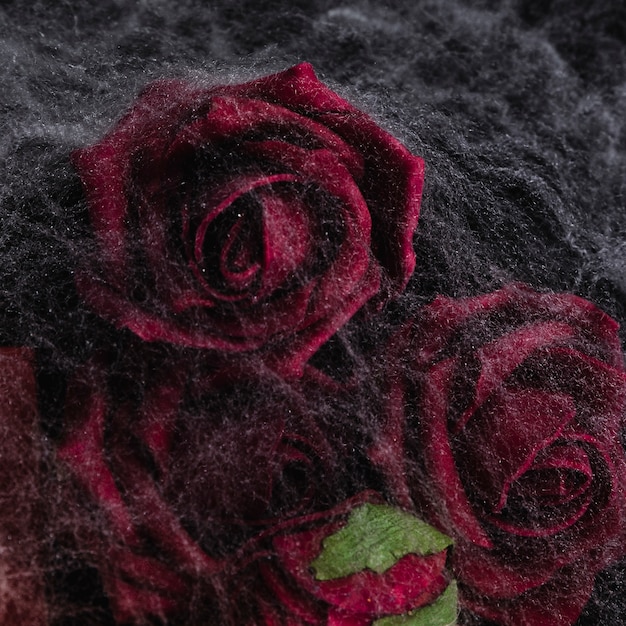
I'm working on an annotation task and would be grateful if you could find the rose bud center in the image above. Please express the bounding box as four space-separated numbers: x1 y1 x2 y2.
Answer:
184 173 317 301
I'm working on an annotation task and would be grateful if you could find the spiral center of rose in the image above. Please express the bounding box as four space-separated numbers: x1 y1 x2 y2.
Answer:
198 200 263 292
489 440 595 536
511 444 592 508
188 174 314 299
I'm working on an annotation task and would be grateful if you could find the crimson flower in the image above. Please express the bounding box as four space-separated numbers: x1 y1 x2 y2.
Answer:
56 356 358 623
375 283 626 625
72 63 424 377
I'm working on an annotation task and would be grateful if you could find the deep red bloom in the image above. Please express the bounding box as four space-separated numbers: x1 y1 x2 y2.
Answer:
72 63 424 377
56 357 357 623
375 283 626 625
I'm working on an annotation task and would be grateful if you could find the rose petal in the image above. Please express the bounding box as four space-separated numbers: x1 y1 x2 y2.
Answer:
327 611 371 626
132 379 185 472
106 440 220 577
106 576 181 624
415 288 525 365
235 63 350 113
71 142 132 280
531 290 625 370
264 261 381 378
314 119 423 296
112 549 189 597
520 444 593 506
456 389 577 514
182 172 299 301
167 94 365 181
452 540 561 598
418 358 493 548
75 267 313 351
455 321 577 433
462 561 596 626
527 346 626 440
316 554 448 615
202 282 315 340
258 185 315 296
57 372 136 542
235 62 424 291
244 141 373 318
417 283 625 370
273 507 448 616
72 79 214 284
259 561 325 624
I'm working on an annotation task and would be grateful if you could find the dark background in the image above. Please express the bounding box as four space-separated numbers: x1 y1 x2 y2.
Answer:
1 1 625 623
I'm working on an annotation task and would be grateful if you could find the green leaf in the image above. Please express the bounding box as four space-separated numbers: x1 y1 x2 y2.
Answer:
310 503 453 580
373 582 458 626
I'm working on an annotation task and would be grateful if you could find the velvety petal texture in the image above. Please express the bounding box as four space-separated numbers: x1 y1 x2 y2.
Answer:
56 355 360 624
72 63 424 377
378 283 626 625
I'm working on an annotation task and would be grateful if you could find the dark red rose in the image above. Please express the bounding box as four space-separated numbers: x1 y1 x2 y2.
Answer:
375 283 626 625
56 357 356 623
72 62 424 377
225 492 452 626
